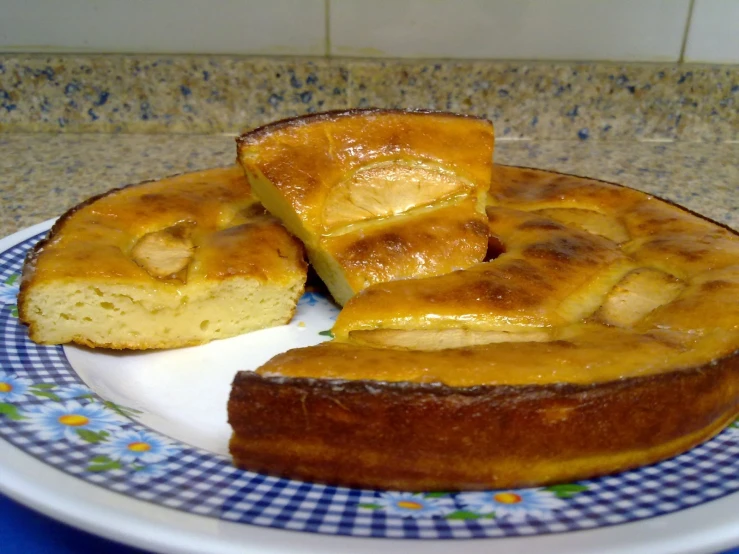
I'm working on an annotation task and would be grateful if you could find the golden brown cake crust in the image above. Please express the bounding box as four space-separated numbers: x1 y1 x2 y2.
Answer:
20 167 304 283
332 206 632 340
324 202 489 292
19 167 308 349
237 109 494 236
237 109 494 305
229 164 739 490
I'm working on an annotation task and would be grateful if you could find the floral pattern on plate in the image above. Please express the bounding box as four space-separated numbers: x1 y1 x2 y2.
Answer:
359 485 588 521
0 273 19 317
1 231 738 540
0 371 175 478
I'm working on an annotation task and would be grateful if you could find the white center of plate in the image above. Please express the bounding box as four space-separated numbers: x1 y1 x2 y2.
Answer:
64 296 337 455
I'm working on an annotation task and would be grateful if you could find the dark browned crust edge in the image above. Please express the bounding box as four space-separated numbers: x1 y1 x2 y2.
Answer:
229 351 739 490
235 108 493 147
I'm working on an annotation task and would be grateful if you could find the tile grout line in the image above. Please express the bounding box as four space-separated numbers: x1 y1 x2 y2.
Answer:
679 0 696 64
325 0 331 58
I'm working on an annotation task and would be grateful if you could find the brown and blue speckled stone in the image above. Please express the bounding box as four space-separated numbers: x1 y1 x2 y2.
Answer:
0 54 736 238
1 133 736 238
345 60 739 142
0 56 349 134
0 55 737 141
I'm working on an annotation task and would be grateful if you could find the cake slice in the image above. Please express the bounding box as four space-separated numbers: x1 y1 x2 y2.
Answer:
237 109 494 305
19 167 307 349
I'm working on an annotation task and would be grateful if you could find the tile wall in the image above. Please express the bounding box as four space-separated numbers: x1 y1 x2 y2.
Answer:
0 0 737 63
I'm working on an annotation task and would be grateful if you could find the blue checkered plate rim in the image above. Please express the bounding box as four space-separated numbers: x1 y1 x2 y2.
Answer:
1 228 738 541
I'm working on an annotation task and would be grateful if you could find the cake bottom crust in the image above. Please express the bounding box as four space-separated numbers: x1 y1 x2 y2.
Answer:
228 353 739 491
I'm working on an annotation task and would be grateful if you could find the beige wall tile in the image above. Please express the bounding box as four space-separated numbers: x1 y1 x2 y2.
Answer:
0 0 327 55
331 0 691 61
685 0 739 63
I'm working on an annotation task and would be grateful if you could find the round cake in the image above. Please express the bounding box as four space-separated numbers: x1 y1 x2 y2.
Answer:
229 123 739 490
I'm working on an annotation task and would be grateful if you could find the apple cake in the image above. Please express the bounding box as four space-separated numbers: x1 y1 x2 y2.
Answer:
229 163 739 491
19 167 307 349
237 109 494 305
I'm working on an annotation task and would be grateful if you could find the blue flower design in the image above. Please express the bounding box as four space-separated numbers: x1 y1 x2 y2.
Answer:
457 489 566 520
372 492 452 518
98 429 179 464
0 281 19 305
23 400 123 442
131 463 168 482
57 384 94 400
0 371 32 403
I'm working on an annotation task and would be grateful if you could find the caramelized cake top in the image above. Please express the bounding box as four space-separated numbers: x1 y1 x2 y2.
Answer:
22 167 306 288
237 109 494 304
258 165 739 386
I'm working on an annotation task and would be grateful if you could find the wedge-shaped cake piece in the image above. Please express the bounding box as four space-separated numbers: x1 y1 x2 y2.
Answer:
237 109 494 305
229 165 739 491
19 167 307 349
333 206 635 350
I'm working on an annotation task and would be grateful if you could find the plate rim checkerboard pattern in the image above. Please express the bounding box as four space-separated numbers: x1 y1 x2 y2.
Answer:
0 230 738 540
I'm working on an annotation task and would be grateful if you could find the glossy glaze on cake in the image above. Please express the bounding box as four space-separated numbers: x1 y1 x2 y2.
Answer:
237 109 494 305
19 167 307 349
229 164 739 491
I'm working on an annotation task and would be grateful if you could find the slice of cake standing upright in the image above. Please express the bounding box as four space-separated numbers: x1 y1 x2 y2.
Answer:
237 109 494 305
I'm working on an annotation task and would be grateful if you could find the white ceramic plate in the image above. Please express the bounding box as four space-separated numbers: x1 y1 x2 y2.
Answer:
1 220 738 554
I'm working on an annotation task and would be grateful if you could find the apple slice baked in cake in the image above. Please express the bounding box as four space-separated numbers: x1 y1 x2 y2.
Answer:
19 167 307 349
236 109 494 305
228 163 739 491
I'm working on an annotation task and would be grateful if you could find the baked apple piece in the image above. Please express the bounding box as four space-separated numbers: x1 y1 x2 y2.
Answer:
237 109 494 305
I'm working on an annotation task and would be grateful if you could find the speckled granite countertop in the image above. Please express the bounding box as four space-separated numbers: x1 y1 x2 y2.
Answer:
0 55 737 239
1 133 737 239
2 56 738 141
